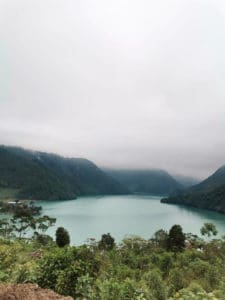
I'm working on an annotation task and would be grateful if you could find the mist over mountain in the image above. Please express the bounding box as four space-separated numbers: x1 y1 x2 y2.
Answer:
104 168 182 196
0 146 128 200
1 1 225 179
162 165 225 213
172 175 200 188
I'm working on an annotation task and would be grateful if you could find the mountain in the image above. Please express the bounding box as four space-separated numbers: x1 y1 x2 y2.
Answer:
0 146 128 200
173 175 200 188
103 169 182 195
161 165 225 213
189 165 225 193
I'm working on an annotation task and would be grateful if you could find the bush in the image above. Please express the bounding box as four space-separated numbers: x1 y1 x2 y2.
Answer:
99 233 115 251
55 227 70 247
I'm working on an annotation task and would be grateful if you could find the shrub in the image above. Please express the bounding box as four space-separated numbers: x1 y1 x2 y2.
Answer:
55 227 70 247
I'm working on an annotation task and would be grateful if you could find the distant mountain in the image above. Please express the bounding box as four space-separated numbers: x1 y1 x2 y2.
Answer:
103 169 182 195
0 146 128 200
161 165 225 213
189 165 225 193
173 175 200 188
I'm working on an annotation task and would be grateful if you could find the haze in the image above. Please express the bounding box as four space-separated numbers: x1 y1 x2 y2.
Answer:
0 0 225 179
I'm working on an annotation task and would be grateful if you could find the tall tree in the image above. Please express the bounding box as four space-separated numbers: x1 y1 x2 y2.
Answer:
98 233 115 250
167 224 185 252
55 227 70 247
10 211 36 239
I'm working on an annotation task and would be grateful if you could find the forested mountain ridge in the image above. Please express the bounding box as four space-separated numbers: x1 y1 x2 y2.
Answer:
0 146 128 200
189 165 225 193
161 165 225 213
103 168 182 195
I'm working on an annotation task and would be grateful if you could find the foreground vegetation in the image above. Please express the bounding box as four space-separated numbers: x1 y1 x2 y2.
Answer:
0 213 224 299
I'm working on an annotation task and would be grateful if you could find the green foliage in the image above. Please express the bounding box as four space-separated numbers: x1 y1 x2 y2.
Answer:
167 225 185 252
0 145 127 200
105 169 182 195
162 166 225 213
10 211 36 239
98 233 115 251
55 227 70 247
37 245 100 298
0 218 13 239
95 278 143 300
144 269 168 300
152 229 168 248
0 212 56 241
37 247 73 289
0 224 225 299
200 223 218 237
171 282 219 299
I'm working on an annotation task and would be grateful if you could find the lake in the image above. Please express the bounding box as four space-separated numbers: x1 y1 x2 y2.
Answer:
39 195 225 245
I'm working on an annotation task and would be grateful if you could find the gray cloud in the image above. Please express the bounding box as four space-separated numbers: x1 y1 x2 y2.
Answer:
0 0 225 178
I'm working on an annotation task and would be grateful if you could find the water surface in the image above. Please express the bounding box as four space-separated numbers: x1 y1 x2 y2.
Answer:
39 195 225 245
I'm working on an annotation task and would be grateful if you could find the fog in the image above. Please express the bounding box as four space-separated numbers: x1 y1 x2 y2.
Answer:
0 0 225 178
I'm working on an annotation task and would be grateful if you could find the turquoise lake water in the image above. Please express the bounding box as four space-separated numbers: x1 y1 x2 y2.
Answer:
39 195 225 245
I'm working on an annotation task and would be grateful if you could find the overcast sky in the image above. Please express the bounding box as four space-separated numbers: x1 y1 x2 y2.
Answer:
0 0 225 178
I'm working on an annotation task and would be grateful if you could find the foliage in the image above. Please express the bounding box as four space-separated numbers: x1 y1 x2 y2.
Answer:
105 169 182 195
0 223 225 299
0 213 55 240
0 202 42 215
55 227 70 247
200 223 218 237
0 145 127 200
167 225 185 252
161 165 225 213
98 233 115 251
152 229 168 248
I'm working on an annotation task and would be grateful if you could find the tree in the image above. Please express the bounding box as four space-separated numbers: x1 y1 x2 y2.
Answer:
153 229 168 248
56 227 70 247
98 233 115 251
200 223 218 238
10 211 36 239
167 224 185 252
0 218 13 239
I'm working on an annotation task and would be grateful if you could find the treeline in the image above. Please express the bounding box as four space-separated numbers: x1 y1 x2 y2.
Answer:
162 165 225 213
0 146 127 201
0 214 224 299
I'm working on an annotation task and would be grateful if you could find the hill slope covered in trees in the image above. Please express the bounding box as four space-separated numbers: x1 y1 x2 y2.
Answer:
161 165 225 213
104 169 182 195
0 146 128 200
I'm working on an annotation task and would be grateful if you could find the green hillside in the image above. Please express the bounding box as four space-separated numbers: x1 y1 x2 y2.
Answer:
0 146 128 200
104 169 182 195
161 166 225 213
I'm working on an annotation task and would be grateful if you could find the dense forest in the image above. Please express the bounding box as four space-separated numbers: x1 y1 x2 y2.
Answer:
0 211 224 299
0 146 127 200
162 165 225 213
103 169 182 195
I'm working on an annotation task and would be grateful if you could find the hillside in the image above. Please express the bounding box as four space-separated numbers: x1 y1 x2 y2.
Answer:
173 175 200 188
0 146 128 200
104 169 182 195
189 165 225 193
161 165 225 213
